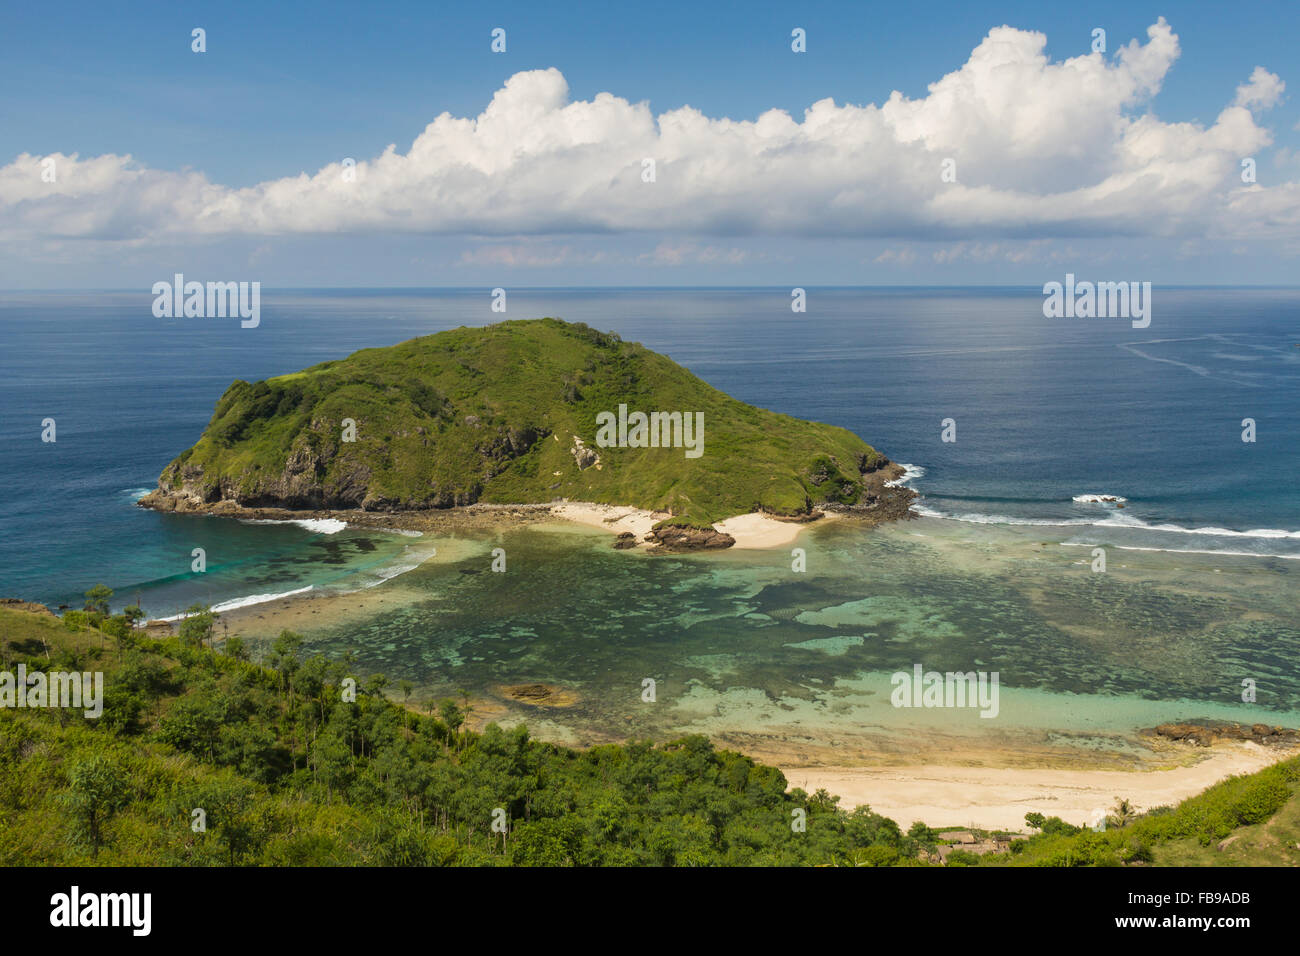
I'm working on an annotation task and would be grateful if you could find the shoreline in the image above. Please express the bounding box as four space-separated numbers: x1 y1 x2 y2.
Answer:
549 501 840 550
778 742 1299 831
135 459 916 552
131 485 1299 835
195 498 850 629
137 488 910 556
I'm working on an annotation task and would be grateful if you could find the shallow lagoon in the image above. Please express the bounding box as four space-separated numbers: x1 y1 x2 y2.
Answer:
228 513 1300 767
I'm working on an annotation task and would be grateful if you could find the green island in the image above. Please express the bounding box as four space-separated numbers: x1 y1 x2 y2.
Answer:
138 318 908 531
3 599 1298 867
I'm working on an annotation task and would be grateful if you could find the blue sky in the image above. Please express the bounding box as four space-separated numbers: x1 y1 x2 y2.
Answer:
3 1 1298 286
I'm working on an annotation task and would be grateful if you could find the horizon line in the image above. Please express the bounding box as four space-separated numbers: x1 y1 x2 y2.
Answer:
4 284 1300 294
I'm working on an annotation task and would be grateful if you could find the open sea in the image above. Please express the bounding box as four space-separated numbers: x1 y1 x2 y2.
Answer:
2 287 1297 750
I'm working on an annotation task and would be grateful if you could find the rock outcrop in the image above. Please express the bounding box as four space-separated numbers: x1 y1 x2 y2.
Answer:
1153 720 1299 747
646 525 737 552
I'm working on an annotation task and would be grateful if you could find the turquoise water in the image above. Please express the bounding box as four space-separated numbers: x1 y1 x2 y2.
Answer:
231 514 1300 755
2 288 1296 754
3 287 1300 616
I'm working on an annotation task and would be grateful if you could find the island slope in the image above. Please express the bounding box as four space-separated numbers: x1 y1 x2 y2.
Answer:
140 318 908 529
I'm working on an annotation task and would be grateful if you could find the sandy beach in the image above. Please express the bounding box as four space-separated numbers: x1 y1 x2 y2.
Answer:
550 501 827 550
780 742 1297 830
201 504 1299 841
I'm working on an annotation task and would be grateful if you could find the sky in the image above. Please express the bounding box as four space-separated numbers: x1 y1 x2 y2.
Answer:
2 0 1298 287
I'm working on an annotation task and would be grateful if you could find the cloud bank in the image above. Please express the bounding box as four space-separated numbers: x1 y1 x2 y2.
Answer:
2 18 1295 244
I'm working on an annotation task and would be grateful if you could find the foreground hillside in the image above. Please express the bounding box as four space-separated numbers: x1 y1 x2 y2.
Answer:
0 603 917 866
2 602 1296 866
139 318 903 528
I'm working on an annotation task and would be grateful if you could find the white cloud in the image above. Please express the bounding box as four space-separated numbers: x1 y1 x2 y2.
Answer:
1 18 1296 245
640 241 757 265
1234 66 1285 110
874 247 917 265
457 242 610 267
929 239 1064 264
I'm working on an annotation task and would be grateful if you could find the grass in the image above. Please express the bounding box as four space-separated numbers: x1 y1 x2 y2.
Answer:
1152 783 1300 866
155 318 887 526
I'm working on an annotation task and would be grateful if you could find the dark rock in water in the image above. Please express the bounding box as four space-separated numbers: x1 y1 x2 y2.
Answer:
500 682 578 707
613 531 638 550
1153 720 1298 747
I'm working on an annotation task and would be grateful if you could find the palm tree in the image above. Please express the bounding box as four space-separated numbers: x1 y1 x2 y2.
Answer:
399 680 414 728
1109 797 1135 829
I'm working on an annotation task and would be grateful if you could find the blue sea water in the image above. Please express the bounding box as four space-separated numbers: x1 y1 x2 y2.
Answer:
1 287 1297 617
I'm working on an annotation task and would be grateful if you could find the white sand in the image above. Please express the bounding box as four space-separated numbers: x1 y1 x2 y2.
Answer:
780 742 1296 831
548 502 666 540
549 501 825 550
715 512 824 549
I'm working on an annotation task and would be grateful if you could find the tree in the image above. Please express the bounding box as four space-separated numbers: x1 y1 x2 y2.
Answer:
83 583 113 617
1024 812 1046 831
438 699 464 750
907 821 939 847
269 629 304 698
1109 798 1135 829
63 755 129 859
99 614 133 662
399 680 414 728
122 604 145 628
179 604 217 649
457 688 475 737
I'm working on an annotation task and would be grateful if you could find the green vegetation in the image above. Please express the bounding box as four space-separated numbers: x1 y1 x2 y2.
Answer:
149 318 887 527
981 762 1300 866
5 595 1298 867
0 602 918 866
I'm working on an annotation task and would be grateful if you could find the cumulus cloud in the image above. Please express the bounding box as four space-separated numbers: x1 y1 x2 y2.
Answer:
1 18 1295 244
1235 66 1285 110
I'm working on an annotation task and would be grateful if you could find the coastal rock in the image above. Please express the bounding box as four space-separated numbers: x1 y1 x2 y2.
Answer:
570 435 599 470
822 459 918 525
612 531 638 550
0 598 55 616
647 525 736 552
1153 720 1298 747
500 682 578 707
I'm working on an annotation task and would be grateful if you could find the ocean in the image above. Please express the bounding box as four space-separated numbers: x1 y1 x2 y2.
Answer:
2 287 1298 748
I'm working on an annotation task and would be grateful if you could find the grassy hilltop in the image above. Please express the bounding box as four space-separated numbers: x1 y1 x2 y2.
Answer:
141 318 896 527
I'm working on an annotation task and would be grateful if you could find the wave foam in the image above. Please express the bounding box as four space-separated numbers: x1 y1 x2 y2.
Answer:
886 463 926 488
912 504 1300 540
156 585 315 620
241 518 348 534
1061 542 1300 561
1072 493 1127 504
